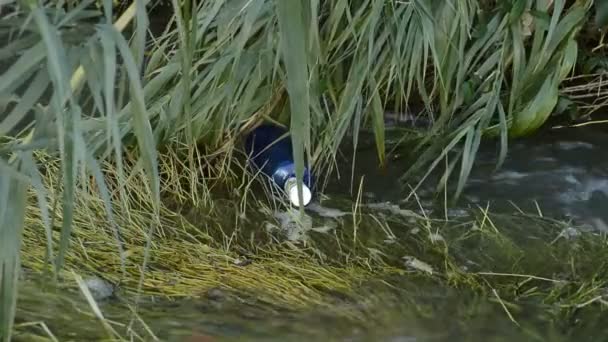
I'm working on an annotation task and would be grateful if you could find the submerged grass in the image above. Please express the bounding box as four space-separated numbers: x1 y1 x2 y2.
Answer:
11 149 608 340
19 152 376 307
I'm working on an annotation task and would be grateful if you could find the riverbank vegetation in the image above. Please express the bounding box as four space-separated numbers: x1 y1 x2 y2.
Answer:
1 0 607 340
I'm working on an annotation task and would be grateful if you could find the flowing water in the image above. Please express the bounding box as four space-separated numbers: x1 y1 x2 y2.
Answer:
344 124 608 230
15 124 608 341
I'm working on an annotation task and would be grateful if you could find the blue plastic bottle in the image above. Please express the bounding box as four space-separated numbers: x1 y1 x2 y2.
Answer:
245 124 314 207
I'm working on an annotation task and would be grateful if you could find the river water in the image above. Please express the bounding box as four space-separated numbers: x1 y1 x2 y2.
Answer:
16 123 608 341
342 124 608 231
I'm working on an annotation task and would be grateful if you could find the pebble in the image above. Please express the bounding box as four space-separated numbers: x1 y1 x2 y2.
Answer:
206 287 225 301
84 276 115 300
402 256 434 275
273 209 313 241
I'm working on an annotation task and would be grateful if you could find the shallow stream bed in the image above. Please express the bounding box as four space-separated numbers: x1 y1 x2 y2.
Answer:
14 125 608 342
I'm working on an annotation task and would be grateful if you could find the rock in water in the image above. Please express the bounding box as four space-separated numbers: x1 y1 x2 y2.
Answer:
84 276 115 300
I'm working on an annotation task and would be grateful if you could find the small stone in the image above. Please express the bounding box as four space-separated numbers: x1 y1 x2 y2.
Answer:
402 256 434 275
234 258 252 267
84 276 115 300
206 287 225 301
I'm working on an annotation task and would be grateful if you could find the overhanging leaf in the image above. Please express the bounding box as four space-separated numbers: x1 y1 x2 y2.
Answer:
274 0 311 211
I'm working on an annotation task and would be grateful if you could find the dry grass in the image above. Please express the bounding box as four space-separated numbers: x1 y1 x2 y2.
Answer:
19 150 392 310
562 72 608 118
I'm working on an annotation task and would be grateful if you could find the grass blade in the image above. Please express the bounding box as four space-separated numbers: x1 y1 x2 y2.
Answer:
370 79 385 167
0 69 49 136
0 158 28 342
275 0 311 211
0 42 46 94
112 26 159 206
29 4 79 274
22 152 54 262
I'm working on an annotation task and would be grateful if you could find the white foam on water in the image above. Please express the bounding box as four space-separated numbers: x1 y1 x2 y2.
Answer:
582 178 608 197
556 177 608 205
491 170 530 181
556 141 595 150
563 174 580 185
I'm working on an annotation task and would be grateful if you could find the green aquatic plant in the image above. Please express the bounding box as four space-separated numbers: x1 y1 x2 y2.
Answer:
398 0 591 200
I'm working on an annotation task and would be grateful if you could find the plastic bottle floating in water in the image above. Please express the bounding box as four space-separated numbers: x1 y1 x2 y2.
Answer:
245 124 314 207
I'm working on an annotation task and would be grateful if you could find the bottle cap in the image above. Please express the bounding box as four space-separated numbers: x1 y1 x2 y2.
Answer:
285 178 312 207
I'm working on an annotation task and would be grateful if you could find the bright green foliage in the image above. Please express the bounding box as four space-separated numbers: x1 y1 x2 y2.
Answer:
401 0 589 198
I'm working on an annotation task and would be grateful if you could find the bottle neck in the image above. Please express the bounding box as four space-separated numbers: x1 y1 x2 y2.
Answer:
284 177 312 207
272 162 313 190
